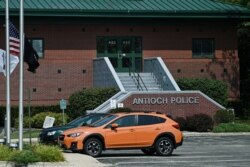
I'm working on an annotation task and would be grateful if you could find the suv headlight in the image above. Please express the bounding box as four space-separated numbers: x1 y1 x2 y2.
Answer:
47 131 56 136
67 132 83 138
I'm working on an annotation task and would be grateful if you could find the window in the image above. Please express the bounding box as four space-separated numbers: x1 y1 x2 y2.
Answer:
122 39 132 53
138 115 166 126
92 115 118 127
122 57 131 68
107 39 117 53
192 38 215 58
28 38 44 58
110 115 136 127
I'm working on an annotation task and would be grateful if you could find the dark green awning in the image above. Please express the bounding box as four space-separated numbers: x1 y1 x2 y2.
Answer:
0 0 250 18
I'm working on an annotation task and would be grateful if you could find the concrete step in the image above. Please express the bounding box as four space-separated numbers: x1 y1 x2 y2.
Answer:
119 78 134 81
117 72 162 92
142 84 158 87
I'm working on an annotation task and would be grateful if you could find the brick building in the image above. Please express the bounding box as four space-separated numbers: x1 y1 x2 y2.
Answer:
0 0 250 117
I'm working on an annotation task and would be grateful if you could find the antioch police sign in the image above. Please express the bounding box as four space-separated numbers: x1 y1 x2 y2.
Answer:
133 96 199 105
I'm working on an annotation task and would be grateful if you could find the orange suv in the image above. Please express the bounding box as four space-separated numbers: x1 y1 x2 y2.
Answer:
59 112 183 157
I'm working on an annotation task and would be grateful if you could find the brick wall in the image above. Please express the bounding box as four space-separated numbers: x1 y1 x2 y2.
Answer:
0 20 239 105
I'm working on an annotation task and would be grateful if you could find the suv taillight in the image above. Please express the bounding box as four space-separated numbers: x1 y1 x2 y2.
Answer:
172 123 180 130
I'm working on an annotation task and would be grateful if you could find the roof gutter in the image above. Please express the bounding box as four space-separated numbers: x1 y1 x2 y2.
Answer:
0 13 249 19
1 9 250 19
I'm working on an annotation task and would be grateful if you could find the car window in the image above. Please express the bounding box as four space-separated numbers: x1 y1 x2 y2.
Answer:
109 115 137 128
84 115 107 126
90 115 118 127
138 115 166 126
68 115 90 126
69 114 108 127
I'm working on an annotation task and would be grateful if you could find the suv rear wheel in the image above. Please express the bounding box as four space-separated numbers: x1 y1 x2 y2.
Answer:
141 148 156 155
155 137 174 156
84 138 103 157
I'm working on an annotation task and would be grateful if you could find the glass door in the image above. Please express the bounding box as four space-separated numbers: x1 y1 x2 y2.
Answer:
97 36 142 72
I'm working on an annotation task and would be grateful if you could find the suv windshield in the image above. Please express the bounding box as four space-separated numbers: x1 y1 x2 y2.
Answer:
68 114 107 126
67 115 91 126
90 115 117 127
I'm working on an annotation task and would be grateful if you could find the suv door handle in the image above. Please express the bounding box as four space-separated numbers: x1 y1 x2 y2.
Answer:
130 129 134 132
155 128 161 130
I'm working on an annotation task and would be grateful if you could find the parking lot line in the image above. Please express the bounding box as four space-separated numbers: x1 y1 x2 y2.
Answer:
114 159 250 166
97 155 234 160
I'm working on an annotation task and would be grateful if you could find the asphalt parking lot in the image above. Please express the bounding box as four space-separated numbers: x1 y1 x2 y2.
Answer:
97 135 250 167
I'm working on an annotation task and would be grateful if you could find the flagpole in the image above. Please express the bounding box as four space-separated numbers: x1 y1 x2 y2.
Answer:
19 0 24 150
5 0 11 146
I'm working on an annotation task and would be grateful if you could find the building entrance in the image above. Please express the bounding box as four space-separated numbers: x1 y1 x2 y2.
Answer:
97 36 142 72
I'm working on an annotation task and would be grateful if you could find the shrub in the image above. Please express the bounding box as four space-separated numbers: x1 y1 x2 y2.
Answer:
110 108 132 113
213 123 250 132
227 100 244 118
186 114 213 132
177 78 228 106
0 144 64 164
14 116 32 128
33 145 64 162
0 105 61 127
32 112 69 128
9 150 41 165
68 88 118 118
174 117 187 131
227 100 250 119
0 145 15 161
213 109 235 125
243 108 250 119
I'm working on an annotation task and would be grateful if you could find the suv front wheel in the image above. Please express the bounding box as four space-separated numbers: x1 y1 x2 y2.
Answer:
155 137 174 156
84 138 103 157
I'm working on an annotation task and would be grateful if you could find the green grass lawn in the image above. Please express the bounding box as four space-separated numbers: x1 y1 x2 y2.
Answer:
0 129 41 139
213 119 250 133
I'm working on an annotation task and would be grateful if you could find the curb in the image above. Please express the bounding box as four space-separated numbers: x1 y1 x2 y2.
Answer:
183 132 250 137
0 161 87 167
0 162 112 167
0 153 111 167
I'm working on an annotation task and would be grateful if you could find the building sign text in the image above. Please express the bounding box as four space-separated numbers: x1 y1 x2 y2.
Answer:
133 96 199 105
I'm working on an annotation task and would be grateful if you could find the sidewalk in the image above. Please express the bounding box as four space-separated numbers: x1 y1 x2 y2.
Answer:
62 152 111 167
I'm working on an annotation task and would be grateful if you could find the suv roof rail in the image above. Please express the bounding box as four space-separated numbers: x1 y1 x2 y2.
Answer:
142 111 163 115
166 114 173 119
156 112 163 114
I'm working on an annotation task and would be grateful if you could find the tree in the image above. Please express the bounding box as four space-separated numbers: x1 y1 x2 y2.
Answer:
223 0 250 118
223 0 250 7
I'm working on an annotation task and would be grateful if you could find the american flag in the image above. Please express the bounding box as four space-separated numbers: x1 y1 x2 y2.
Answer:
9 22 20 56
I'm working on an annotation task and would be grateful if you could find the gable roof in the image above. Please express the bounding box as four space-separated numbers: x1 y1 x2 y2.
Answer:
0 0 250 18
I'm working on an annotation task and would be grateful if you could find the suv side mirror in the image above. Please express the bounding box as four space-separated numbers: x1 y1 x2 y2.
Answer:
111 123 118 129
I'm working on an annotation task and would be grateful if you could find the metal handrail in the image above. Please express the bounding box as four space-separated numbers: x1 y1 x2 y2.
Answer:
131 71 148 91
138 73 148 91
131 72 141 90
